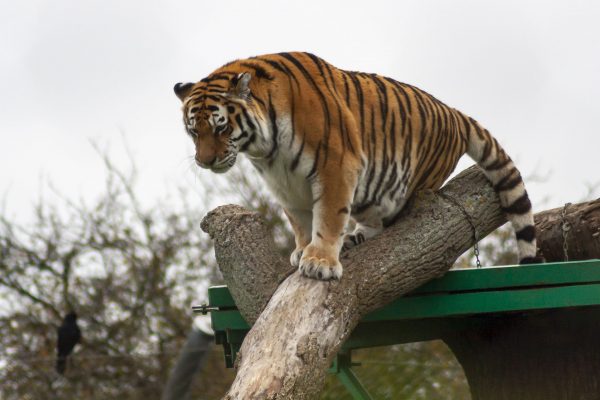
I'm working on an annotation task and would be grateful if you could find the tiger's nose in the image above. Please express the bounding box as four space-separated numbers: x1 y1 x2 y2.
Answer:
195 155 216 169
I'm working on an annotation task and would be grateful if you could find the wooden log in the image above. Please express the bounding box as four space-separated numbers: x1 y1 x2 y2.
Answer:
201 165 600 399
535 199 600 262
202 166 508 399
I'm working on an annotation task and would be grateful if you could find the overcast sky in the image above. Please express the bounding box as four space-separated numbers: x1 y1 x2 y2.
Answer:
1 0 599 222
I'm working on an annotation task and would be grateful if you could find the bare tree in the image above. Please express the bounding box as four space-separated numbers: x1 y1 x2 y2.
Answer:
0 151 214 399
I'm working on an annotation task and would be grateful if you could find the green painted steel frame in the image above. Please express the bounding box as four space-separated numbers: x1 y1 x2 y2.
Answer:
206 260 600 399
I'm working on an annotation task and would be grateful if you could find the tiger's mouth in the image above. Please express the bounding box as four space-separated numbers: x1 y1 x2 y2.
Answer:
210 154 237 173
210 164 232 173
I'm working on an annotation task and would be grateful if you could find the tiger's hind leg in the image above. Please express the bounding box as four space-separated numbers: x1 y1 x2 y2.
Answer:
341 207 383 252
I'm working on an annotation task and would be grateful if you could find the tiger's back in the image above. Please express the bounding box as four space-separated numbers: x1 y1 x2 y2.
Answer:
175 52 541 280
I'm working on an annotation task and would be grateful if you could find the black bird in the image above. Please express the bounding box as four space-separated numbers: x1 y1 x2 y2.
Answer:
56 312 81 374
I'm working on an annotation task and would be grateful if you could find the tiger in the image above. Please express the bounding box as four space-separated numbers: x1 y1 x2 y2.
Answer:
174 52 542 281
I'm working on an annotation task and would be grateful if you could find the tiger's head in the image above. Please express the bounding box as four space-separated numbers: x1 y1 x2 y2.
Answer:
174 72 257 174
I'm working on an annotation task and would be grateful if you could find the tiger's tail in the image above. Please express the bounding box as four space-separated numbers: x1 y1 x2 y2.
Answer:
464 116 542 264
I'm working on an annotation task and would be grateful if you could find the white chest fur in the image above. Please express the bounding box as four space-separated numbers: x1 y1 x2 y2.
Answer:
249 155 313 211
244 113 314 212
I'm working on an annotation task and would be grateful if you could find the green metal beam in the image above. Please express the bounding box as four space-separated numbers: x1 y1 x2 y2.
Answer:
202 259 600 398
362 282 600 322
410 259 600 294
209 260 600 332
330 351 374 400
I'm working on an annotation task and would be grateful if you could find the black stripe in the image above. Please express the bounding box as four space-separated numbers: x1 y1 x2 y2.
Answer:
338 207 349 215
259 58 301 89
250 93 267 109
266 92 279 164
378 161 398 204
388 99 397 152
348 72 365 144
254 58 300 148
485 158 512 171
342 73 350 105
305 53 352 156
320 56 337 91
205 83 227 91
515 225 536 242
235 114 244 130
352 201 373 215
240 62 274 80
502 192 532 215
240 107 256 131
278 53 332 164
371 115 390 203
239 132 256 152
468 117 485 140
493 170 522 192
372 75 388 132
457 112 472 141
288 80 296 147
290 136 305 172
389 169 410 199
361 106 377 203
388 85 407 137
306 141 322 180
383 78 413 116
230 131 248 142
255 58 286 73
202 72 236 83
479 135 492 163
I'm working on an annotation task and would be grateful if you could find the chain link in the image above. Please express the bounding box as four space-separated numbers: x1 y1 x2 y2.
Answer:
439 193 482 268
561 202 572 261
473 230 482 269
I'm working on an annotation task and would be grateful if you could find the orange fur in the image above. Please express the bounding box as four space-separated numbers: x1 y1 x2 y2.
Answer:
175 52 540 280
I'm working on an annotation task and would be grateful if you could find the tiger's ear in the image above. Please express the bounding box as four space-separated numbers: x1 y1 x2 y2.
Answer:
174 82 194 101
232 72 252 100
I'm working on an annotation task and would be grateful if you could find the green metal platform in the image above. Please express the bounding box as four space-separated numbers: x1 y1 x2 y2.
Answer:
204 260 600 399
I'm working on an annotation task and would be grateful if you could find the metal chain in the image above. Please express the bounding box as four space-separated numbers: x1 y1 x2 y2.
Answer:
561 202 572 262
472 230 483 269
439 193 483 268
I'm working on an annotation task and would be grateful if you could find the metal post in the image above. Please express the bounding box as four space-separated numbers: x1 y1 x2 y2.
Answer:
330 350 374 400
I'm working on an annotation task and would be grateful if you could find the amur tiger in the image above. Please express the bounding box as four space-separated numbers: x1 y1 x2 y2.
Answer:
174 52 541 281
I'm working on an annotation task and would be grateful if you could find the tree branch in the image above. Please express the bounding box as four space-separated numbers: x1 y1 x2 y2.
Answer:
203 165 600 399
535 199 600 261
202 165 514 399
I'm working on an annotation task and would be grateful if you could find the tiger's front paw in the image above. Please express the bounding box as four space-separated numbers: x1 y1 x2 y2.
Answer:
290 247 304 268
298 244 342 281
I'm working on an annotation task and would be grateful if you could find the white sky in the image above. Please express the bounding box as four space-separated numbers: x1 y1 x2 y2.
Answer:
1 0 599 222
